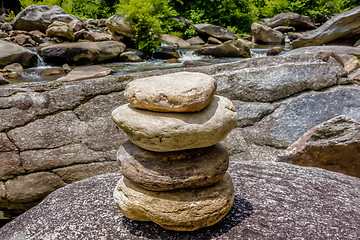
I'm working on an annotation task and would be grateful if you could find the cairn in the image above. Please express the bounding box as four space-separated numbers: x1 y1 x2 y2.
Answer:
112 72 237 231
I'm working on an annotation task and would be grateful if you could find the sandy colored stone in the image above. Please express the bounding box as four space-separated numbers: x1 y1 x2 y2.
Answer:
118 141 229 191
55 65 113 82
124 72 217 112
112 95 237 152
114 173 234 231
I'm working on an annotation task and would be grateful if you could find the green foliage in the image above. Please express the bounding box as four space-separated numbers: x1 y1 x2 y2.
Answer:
115 0 178 52
4 10 16 22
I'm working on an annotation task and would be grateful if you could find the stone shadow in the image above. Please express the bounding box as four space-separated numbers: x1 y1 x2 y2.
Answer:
122 194 253 240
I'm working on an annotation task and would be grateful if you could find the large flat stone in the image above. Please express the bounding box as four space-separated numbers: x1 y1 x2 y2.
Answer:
125 72 217 112
1 161 359 239
112 95 237 152
118 141 229 191
114 173 234 231
0 40 36 67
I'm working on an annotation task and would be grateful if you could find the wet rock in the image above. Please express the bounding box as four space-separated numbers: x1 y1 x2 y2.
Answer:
3 63 23 72
266 46 282 56
83 31 113 41
125 72 216 112
195 23 237 41
0 30 8 38
118 141 229 191
46 21 75 41
153 47 180 59
195 39 251 58
292 6 360 48
38 41 126 65
55 65 113 82
1 161 360 239
161 34 190 48
186 36 205 45
251 22 284 44
182 60 212 67
119 49 144 62
106 14 135 38
0 40 36 67
114 173 234 231
264 12 316 30
207 36 222 44
112 96 237 152
13 5 67 32
277 115 360 177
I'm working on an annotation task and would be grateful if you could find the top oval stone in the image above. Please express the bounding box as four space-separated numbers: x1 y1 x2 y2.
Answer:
124 72 217 112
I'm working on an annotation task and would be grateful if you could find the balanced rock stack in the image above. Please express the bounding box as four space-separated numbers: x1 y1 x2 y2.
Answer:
111 72 237 231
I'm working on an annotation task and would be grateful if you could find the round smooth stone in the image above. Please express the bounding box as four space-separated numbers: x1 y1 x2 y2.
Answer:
118 141 229 191
124 72 217 112
113 173 234 231
111 95 237 152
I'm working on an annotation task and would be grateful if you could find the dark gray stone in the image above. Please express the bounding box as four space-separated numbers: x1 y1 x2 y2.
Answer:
194 24 237 42
1 161 359 239
292 6 360 48
264 12 316 30
0 40 36 68
232 101 275 127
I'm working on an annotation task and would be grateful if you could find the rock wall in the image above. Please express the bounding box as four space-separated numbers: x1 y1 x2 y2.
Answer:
0 53 359 213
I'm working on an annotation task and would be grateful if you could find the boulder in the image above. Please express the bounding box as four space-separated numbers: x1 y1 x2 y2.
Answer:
38 41 126 65
292 6 360 48
195 39 251 58
124 72 217 112
105 14 135 38
153 47 180 59
0 40 36 67
0 77 10 85
13 5 67 32
3 63 23 72
111 95 237 152
54 65 113 82
114 173 234 231
264 12 316 30
273 26 295 33
118 141 229 191
13 33 38 47
194 23 237 41
0 30 8 38
208 36 222 44
182 60 212 67
286 45 360 56
161 34 190 48
1 161 360 239
46 21 75 41
0 22 12 31
39 67 64 76
119 49 144 62
266 46 282 56
83 31 113 41
186 36 205 45
251 22 284 44
277 115 360 177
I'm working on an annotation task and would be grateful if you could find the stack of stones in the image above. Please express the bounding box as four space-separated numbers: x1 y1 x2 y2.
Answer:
111 72 237 231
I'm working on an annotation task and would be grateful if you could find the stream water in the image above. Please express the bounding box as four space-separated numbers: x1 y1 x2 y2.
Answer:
15 46 282 83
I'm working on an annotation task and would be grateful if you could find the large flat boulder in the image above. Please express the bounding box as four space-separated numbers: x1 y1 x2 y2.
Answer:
195 39 251 58
0 40 36 67
1 161 359 239
292 6 360 48
38 41 126 65
264 12 316 30
194 24 237 42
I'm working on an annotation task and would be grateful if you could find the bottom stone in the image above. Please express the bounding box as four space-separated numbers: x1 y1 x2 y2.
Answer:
113 173 234 231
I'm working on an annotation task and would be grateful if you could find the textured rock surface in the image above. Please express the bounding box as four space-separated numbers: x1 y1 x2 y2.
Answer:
38 41 126 65
194 24 237 41
1 161 360 239
55 65 113 82
162 34 190 48
264 12 315 30
277 115 360 177
286 45 360 56
114 173 234 231
0 53 359 213
0 40 36 67
251 22 284 44
118 141 229 191
45 21 75 41
124 72 216 112
12 5 66 31
195 39 251 58
106 14 135 38
112 95 237 152
292 6 360 48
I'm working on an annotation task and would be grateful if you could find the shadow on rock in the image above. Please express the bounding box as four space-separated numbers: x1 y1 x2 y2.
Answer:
122 194 253 240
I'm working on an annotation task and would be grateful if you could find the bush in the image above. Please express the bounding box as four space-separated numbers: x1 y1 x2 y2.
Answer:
115 0 179 52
